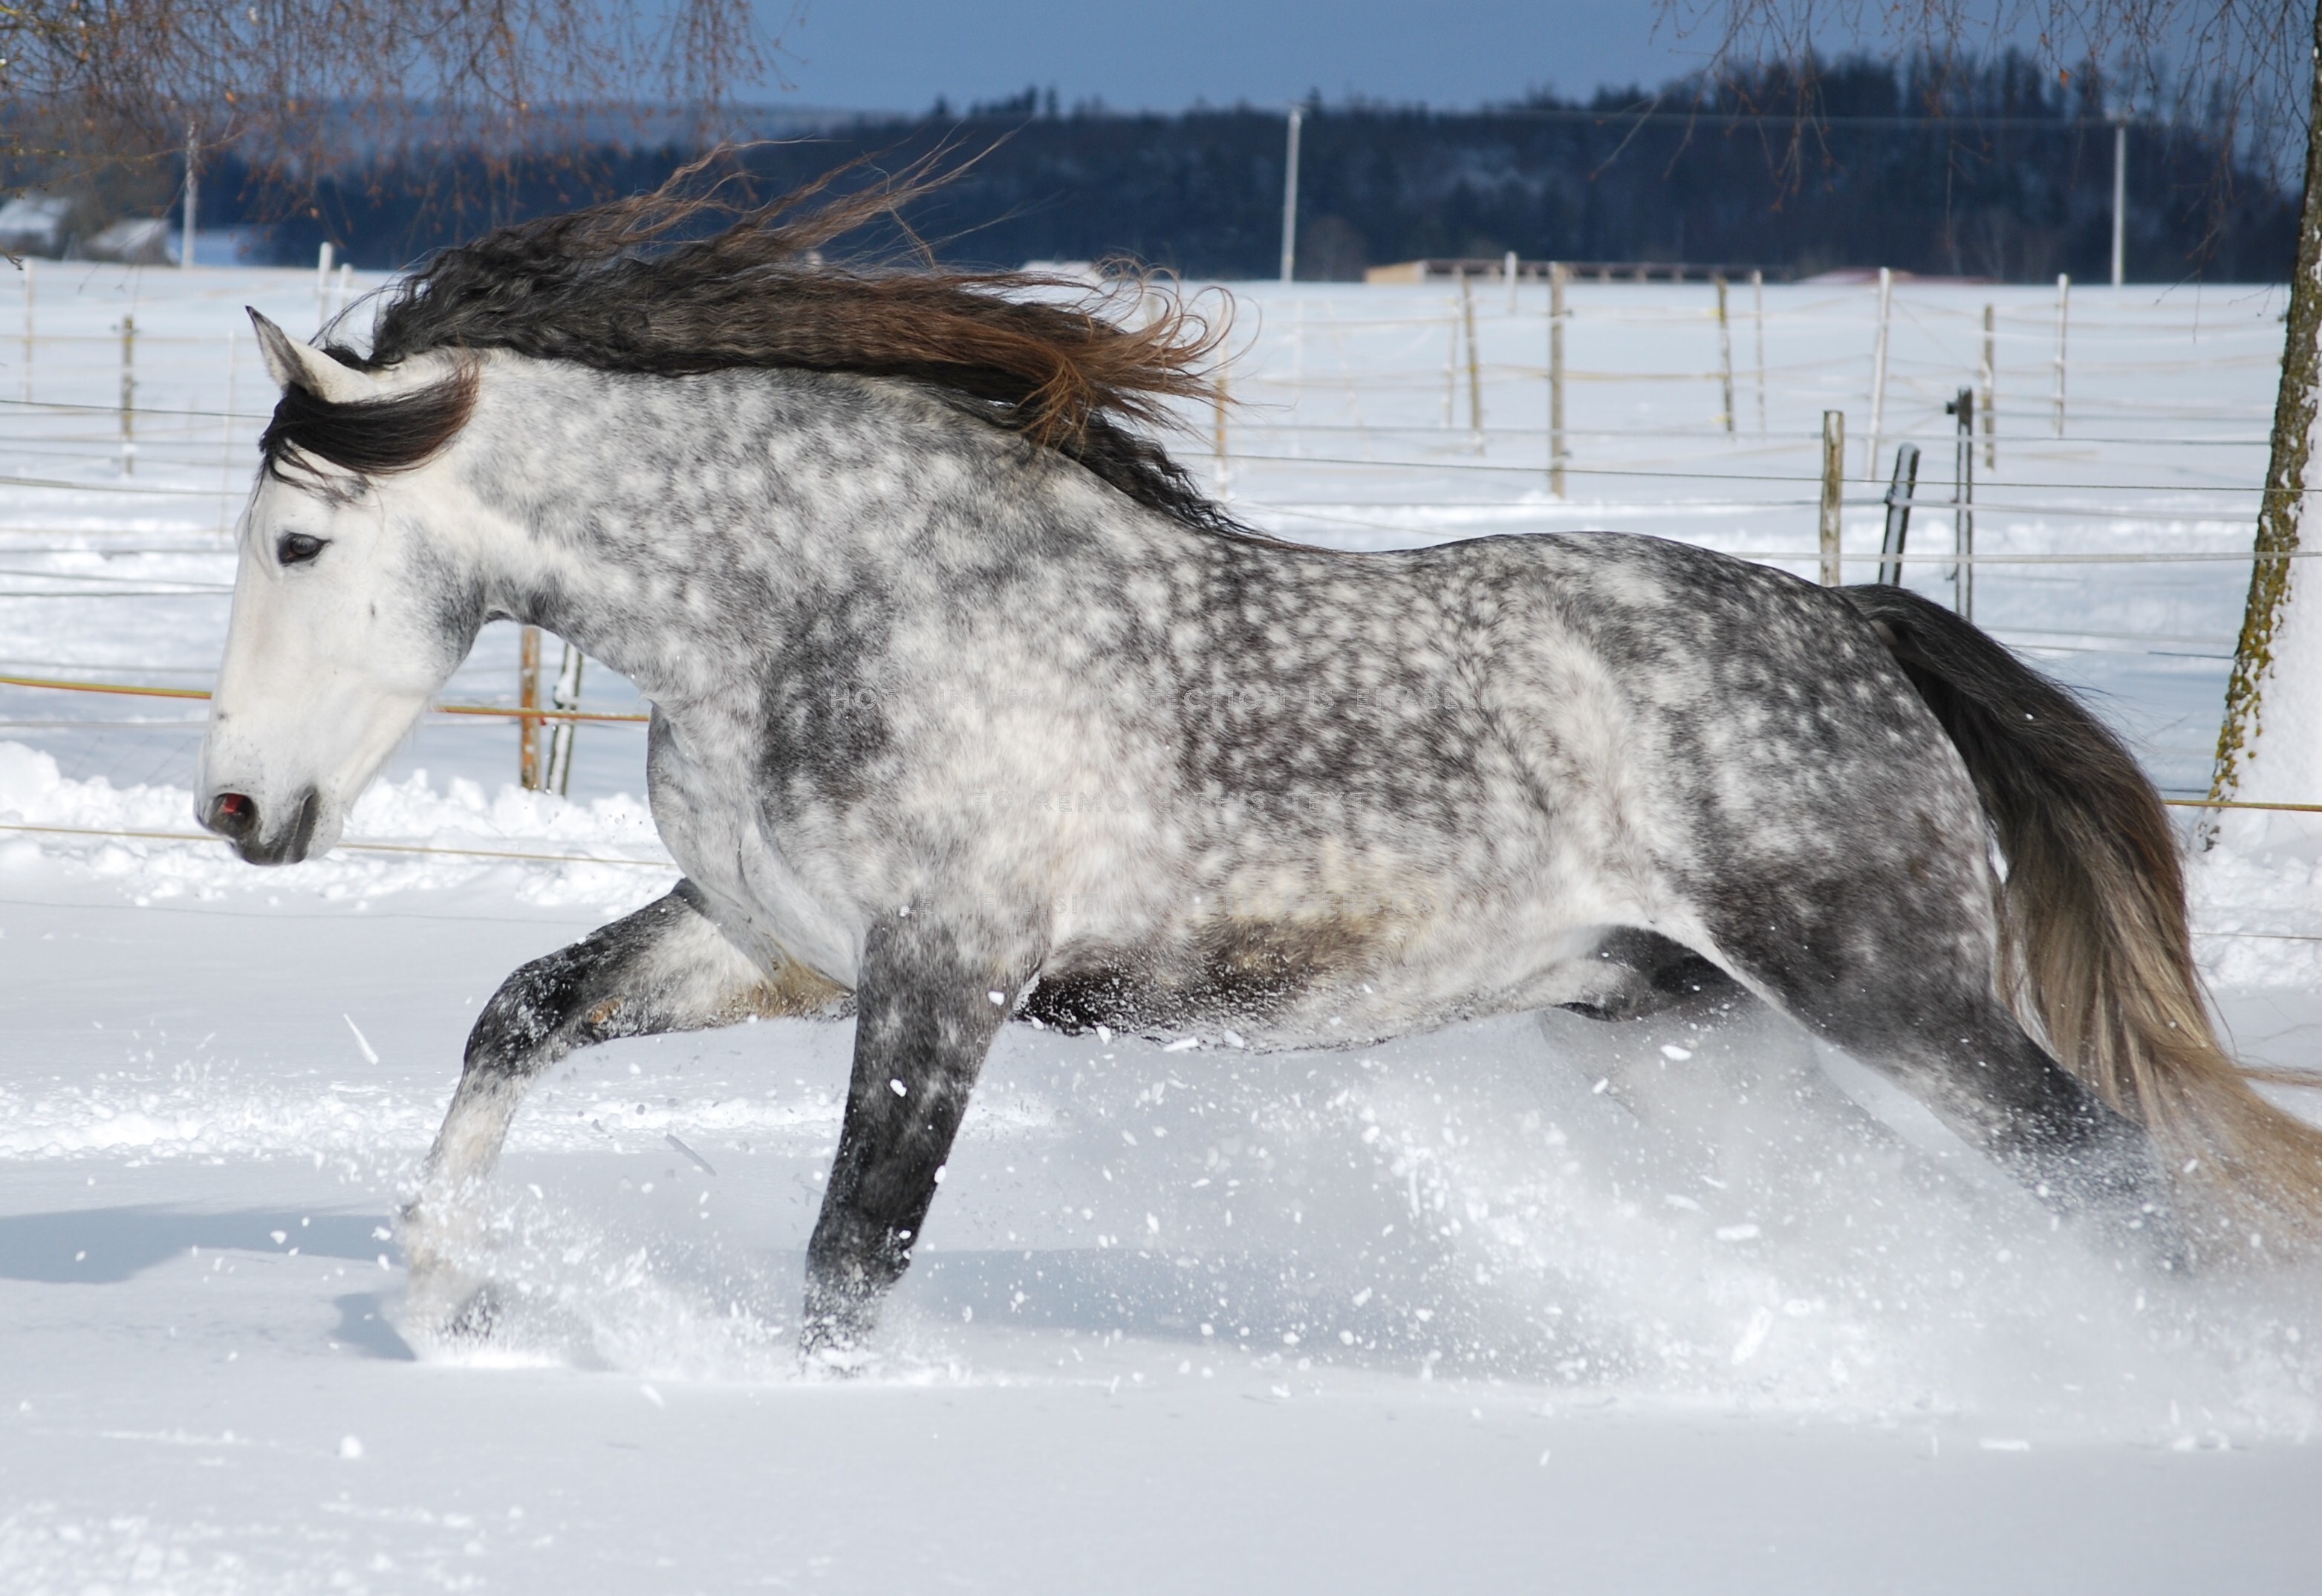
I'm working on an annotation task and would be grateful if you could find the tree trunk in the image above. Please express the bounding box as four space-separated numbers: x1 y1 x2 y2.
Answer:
2208 0 2322 821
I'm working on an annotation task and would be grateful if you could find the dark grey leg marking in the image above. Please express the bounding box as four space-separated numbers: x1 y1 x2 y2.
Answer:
1701 896 2181 1257
403 880 846 1325
1557 927 1744 1023
801 912 1033 1359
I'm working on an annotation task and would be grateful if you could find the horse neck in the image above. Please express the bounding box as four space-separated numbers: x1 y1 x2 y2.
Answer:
458 362 886 709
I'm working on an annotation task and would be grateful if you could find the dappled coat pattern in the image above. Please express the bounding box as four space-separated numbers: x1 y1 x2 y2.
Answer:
201 165 2322 1361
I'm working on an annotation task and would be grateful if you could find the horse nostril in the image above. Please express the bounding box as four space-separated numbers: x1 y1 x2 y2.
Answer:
206 792 258 838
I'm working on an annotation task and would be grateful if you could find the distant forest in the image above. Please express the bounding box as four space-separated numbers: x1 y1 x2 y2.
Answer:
204 55 2291 283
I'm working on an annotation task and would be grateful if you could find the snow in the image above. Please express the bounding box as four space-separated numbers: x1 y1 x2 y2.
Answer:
1 263 2317 1588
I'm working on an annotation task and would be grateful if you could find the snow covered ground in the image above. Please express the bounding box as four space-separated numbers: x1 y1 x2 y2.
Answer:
0 262 2318 1591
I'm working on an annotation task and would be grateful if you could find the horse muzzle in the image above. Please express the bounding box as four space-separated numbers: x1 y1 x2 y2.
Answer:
200 785 323 865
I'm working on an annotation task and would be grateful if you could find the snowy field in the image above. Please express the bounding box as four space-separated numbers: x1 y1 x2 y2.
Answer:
1 261 2319 1590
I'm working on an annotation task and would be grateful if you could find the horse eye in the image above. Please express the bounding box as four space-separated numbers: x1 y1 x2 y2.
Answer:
276 533 327 567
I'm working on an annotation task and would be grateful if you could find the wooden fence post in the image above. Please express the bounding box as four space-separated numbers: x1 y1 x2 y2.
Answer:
119 315 135 477
19 259 30 405
1548 261 1568 498
1750 268 1767 435
1980 303 1997 469
217 326 238 534
1714 274 1735 436
1820 411 1845 584
2052 274 2070 437
1460 270 1484 449
518 625 544 790
1864 267 1892 475
1442 288 1458 429
1212 356 1231 496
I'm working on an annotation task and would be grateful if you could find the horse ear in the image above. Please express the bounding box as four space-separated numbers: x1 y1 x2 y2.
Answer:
246 308 377 405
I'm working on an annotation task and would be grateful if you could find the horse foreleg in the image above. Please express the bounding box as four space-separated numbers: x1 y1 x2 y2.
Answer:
800 911 1035 1365
401 880 846 1332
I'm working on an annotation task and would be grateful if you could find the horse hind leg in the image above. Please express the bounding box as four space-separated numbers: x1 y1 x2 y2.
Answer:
1701 889 2182 1260
400 880 848 1335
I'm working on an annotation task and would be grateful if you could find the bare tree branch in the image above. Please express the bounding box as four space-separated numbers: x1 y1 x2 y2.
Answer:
1659 1 2307 164
0 0 792 206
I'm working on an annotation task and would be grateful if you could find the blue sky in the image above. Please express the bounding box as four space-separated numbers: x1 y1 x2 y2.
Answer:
765 1 1718 114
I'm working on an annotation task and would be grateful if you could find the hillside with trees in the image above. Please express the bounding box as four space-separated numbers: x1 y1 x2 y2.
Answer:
111 54 2286 283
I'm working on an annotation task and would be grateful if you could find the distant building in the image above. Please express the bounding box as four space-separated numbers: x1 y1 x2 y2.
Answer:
0 195 74 258
1365 258 1795 285
85 218 176 266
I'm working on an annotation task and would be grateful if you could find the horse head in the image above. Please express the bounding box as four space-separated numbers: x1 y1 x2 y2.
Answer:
197 310 484 864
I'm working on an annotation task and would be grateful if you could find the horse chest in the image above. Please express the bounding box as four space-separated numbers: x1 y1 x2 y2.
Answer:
646 729 864 984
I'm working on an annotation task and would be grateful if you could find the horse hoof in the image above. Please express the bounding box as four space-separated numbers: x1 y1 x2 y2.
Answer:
402 1267 504 1349
442 1282 506 1341
797 1306 881 1376
799 1339 878 1378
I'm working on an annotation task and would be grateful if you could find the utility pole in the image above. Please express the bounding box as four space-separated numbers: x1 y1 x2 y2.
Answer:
181 124 198 270
1278 106 1302 284
2111 121 2127 288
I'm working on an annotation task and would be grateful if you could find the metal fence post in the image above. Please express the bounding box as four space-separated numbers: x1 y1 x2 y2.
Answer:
1278 105 1301 284
1879 443 1920 586
544 643 585 797
1946 387 1976 620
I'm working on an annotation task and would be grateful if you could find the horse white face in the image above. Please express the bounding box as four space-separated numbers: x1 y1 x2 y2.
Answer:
198 316 481 864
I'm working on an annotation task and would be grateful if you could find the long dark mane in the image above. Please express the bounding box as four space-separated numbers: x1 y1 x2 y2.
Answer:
271 153 1240 533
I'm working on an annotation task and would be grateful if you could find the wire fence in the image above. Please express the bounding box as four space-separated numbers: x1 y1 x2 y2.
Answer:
0 264 2300 836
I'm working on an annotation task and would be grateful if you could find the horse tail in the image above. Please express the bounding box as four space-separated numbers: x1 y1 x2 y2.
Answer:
1842 582 2322 1253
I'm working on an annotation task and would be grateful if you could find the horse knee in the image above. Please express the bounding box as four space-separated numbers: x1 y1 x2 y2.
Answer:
461 885 842 1081
464 946 602 1079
